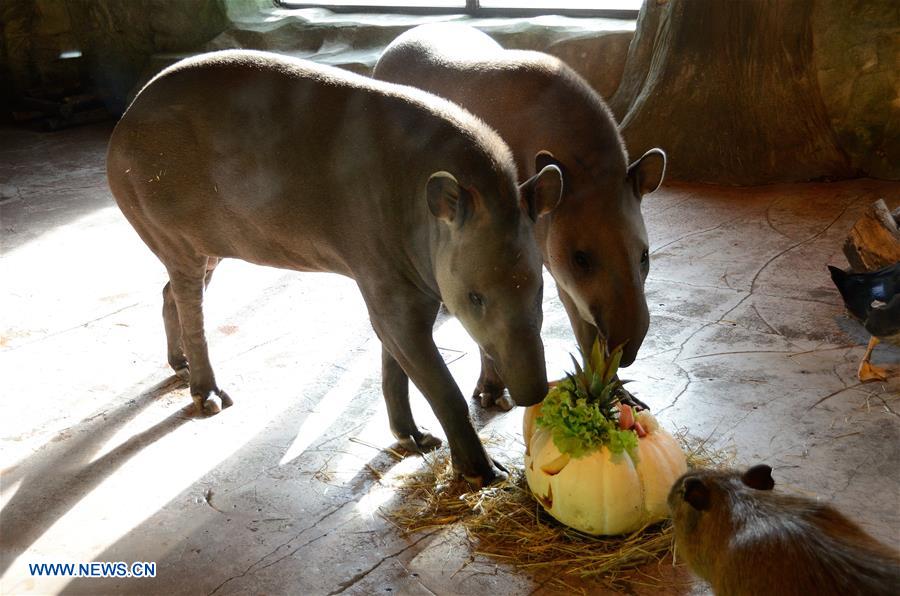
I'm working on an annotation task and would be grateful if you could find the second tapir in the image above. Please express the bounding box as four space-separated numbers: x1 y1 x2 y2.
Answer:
107 50 563 486
376 24 667 410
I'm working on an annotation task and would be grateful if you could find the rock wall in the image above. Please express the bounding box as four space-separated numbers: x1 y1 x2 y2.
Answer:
2 0 895 183
2 1 84 99
812 0 900 180
612 0 898 183
0 11 11 113
0 0 228 113
1 2 633 114
202 8 634 92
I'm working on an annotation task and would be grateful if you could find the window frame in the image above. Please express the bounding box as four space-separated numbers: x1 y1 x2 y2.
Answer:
275 1 640 20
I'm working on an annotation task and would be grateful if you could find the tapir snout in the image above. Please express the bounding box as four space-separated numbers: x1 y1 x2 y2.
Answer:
592 295 649 367
487 322 548 407
504 363 548 407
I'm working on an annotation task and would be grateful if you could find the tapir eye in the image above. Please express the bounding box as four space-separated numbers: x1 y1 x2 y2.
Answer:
573 251 591 271
469 292 484 307
641 249 650 267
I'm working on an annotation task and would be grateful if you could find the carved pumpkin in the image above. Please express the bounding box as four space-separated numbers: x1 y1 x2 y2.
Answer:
523 340 687 536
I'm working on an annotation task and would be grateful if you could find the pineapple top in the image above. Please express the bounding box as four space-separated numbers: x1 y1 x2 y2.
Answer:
535 339 645 459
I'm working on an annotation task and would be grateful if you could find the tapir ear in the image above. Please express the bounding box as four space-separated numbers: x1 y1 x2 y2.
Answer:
535 151 567 203
427 171 472 225
519 164 563 222
626 148 666 197
535 150 564 176
683 477 711 511
742 464 775 491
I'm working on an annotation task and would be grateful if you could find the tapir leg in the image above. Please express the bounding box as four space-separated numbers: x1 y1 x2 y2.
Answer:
167 259 232 415
163 258 220 381
472 350 514 412
163 281 189 378
381 347 442 452
366 285 505 486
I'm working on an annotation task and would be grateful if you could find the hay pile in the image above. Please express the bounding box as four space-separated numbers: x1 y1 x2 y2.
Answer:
379 430 730 591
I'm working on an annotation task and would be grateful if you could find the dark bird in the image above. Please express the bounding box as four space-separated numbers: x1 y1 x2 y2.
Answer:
828 262 900 381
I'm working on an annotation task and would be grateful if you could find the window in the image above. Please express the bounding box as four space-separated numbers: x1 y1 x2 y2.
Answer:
285 1 466 7
479 1 640 8
278 1 641 17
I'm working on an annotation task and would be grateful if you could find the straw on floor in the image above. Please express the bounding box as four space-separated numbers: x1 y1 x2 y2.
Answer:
378 430 730 591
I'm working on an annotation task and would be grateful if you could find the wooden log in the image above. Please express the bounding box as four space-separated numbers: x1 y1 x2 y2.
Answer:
842 199 900 272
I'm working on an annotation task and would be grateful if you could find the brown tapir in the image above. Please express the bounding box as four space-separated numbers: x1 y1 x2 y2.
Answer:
106 49 563 486
375 24 666 410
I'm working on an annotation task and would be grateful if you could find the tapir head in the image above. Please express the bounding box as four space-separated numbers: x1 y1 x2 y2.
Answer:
539 148 666 367
428 164 563 407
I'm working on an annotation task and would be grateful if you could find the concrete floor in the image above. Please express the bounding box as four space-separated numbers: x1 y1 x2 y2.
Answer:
1 122 898 595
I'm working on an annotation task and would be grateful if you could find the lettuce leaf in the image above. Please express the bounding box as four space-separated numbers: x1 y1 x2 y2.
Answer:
536 381 639 460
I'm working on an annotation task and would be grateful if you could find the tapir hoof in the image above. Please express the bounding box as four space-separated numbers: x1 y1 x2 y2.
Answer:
396 431 442 453
192 389 233 416
493 394 515 412
474 385 514 412
456 458 509 488
462 467 508 489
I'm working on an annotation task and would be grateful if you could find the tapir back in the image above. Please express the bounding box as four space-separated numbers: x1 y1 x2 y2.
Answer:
374 27 625 179
108 50 513 275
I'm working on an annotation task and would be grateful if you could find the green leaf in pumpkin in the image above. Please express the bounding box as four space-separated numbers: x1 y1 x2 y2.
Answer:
590 338 605 373
535 337 637 459
603 343 624 384
570 354 583 380
599 383 615 403
606 427 640 461
589 372 604 397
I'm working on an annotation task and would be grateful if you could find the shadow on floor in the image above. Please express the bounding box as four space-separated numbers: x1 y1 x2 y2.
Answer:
0 375 190 575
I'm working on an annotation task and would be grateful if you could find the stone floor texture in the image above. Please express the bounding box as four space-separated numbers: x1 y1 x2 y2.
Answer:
1 122 898 595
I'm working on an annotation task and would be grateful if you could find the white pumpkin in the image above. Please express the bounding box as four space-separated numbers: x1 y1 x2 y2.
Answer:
523 405 687 536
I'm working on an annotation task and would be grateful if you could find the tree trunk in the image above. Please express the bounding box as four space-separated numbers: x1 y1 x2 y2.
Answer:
611 0 853 185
